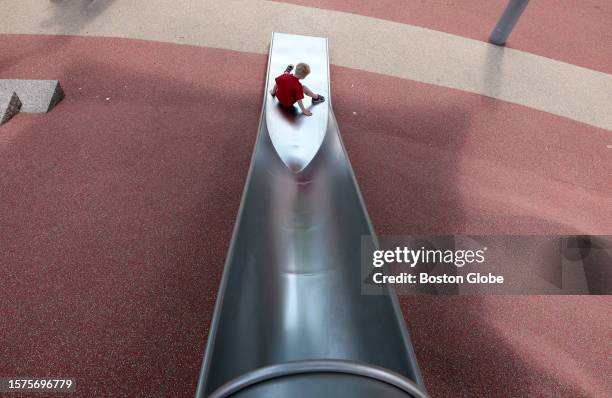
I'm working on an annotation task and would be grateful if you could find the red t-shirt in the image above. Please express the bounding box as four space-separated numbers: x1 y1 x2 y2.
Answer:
274 73 304 107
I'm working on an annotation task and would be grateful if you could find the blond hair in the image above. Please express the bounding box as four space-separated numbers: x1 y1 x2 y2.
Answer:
295 63 311 77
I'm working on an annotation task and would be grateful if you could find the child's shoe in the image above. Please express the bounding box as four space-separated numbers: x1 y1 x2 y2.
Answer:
312 94 326 104
284 64 294 73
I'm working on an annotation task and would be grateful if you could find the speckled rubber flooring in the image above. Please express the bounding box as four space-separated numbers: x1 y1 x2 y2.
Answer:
1 35 610 397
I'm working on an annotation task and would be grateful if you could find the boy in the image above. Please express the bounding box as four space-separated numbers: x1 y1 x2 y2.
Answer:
270 63 325 116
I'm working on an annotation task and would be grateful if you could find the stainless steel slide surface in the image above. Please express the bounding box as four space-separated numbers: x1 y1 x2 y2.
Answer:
195 33 427 398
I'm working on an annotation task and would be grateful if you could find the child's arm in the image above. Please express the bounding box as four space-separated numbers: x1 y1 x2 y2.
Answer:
270 83 277 96
297 99 312 116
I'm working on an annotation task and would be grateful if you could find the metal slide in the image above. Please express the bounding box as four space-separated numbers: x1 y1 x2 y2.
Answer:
195 33 428 398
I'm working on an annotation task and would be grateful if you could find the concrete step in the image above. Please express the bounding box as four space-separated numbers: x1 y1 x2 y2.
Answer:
0 79 64 125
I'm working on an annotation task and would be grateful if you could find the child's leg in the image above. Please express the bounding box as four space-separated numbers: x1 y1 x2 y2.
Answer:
302 85 319 99
303 85 325 104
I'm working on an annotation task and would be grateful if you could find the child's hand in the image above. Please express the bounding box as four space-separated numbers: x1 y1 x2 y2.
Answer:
297 100 312 116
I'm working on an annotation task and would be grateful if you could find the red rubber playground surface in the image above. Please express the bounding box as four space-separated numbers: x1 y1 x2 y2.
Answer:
1 17 611 398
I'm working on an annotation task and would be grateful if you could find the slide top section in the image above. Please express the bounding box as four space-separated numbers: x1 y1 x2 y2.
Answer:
265 32 330 173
